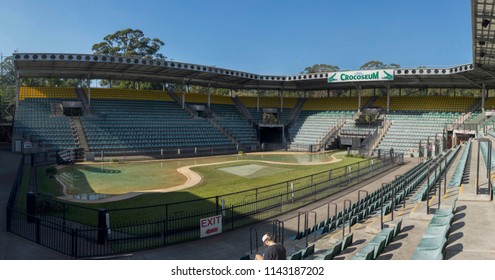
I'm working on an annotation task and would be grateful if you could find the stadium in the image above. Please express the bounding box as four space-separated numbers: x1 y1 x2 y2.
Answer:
1 0 495 261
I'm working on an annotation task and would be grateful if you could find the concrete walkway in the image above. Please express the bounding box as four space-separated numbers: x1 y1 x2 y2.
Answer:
444 137 495 259
0 150 70 259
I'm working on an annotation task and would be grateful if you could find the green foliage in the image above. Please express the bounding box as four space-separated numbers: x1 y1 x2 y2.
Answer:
359 60 400 70
92 28 165 59
301 64 340 74
0 56 15 86
91 28 166 88
21 78 88 88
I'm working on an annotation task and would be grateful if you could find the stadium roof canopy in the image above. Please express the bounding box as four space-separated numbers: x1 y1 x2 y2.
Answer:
11 0 495 91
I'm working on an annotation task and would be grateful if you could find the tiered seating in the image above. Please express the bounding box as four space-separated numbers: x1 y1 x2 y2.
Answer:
209 104 258 146
81 100 234 152
15 90 77 150
302 97 364 111
484 98 495 110
340 122 378 135
413 148 459 202
289 111 353 150
287 243 317 260
412 198 458 260
372 96 475 112
377 112 459 154
294 156 437 242
448 140 471 188
19 87 77 100
181 94 258 147
295 151 454 260
83 88 173 101
351 219 402 260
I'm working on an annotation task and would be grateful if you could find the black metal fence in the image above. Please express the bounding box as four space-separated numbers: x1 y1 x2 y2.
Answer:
6 152 403 258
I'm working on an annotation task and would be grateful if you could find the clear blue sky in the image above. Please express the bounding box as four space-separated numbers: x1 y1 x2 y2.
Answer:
0 0 472 75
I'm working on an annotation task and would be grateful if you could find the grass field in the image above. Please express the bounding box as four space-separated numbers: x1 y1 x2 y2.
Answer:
53 152 340 195
35 151 369 225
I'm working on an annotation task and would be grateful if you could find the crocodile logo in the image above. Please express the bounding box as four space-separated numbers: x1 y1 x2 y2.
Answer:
327 73 337 83
382 71 394 80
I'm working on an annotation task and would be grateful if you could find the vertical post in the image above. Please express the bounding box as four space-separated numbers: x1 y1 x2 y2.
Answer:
231 204 234 230
380 188 384 230
358 190 368 212
438 174 442 209
216 196 220 215
296 212 301 234
256 188 259 212
386 85 390 113
489 140 493 201
482 84 486 112
477 139 481 195
97 208 108 245
71 228 78 258
280 193 283 214
26 192 36 223
487 140 491 185
344 199 351 236
257 92 260 112
15 74 20 109
358 86 362 113
304 212 309 246
280 89 284 113
391 186 396 221
327 203 330 221
427 162 431 214
164 204 169 246
87 76 91 109
207 84 211 109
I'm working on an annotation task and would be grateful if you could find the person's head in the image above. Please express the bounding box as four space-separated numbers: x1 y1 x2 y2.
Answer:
262 233 275 246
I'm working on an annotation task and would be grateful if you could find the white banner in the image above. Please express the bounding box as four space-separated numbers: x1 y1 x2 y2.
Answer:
200 215 222 238
327 69 394 83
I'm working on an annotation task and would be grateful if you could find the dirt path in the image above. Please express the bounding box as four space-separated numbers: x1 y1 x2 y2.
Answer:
57 154 341 203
